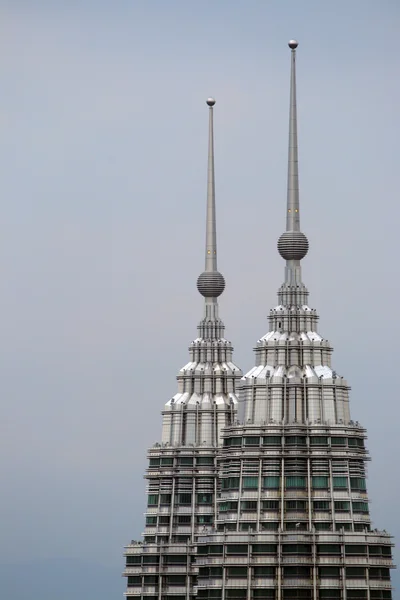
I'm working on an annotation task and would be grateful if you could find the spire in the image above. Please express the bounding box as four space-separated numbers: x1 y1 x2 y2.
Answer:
277 41 309 285
205 97 217 273
197 98 225 305
287 39 300 232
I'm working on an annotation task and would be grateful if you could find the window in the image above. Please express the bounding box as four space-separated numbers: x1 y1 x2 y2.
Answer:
312 476 329 489
146 516 157 525
219 500 237 512
252 544 277 553
126 555 141 565
164 554 187 564
227 544 248 554
209 545 223 554
369 568 390 580
283 566 311 577
176 493 192 504
261 521 279 530
285 436 307 446
227 566 247 577
197 515 213 524
310 436 328 446
197 493 213 504
159 515 170 525
147 494 158 506
345 545 367 555
262 500 279 510
243 476 259 489
353 502 368 513
369 545 392 557
244 436 260 445
160 494 171 505
240 522 256 531
263 476 280 489
222 477 240 489
282 592 312 599
149 458 159 467
285 476 306 489
197 456 214 465
315 523 331 531
226 591 247 599
334 501 350 512
210 567 223 577
143 575 158 585
253 591 275 599
314 500 330 511
283 544 312 554
242 500 257 510
348 437 365 448
263 436 281 445
286 500 306 511
224 437 242 446
319 567 340 578
346 594 367 600
336 522 351 531
177 515 191 524
253 566 275 577
346 567 366 578
350 477 367 491
143 555 159 564
331 437 346 446
178 457 193 466
286 522 307 531
160 457 174 466
166 575 186 585
370 592 392 599
127 576 141 587
317 544 341 554
332 476 347 489
319 592 341 599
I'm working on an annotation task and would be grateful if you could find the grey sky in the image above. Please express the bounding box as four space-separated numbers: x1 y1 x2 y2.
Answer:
1 1 399 597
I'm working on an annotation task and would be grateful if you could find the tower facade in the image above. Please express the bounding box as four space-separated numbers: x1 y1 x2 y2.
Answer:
123 43 395 600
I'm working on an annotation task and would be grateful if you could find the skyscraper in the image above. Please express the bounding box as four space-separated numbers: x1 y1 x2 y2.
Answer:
123 41 394 600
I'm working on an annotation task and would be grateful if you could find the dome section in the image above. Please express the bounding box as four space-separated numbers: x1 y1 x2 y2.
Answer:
278 230 309 260
197 271 225 298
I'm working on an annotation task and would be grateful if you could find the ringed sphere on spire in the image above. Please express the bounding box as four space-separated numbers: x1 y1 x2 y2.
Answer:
206 97 216 106
288 39 298 49
278 231 309 261
197 271 225 298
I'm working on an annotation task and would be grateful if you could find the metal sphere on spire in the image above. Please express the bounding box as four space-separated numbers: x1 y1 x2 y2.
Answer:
197 271 225 297
206 97 216 106
288 39 298 49
278 231 309 260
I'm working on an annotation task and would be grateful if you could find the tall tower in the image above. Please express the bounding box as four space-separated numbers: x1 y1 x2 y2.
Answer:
123 99 242 598
123 44 395 600
195 41 395 600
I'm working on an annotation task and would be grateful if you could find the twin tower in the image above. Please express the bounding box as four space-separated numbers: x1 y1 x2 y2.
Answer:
123 42 394 600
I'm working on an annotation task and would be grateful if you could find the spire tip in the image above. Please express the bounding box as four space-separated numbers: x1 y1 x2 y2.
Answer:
288 39 298 49
206 97 216 107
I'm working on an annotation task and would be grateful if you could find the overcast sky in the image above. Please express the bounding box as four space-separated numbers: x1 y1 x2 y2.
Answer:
1 1 399 597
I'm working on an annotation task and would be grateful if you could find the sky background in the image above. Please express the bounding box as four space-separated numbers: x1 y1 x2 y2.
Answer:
1 1 399 598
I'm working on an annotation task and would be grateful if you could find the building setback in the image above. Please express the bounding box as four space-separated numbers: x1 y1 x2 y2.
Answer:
123 41 395 600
